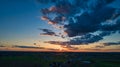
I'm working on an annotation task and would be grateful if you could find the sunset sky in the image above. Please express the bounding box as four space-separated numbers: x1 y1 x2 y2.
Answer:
0 0 120 52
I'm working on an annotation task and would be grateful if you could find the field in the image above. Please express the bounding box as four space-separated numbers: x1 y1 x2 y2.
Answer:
0 51 120 67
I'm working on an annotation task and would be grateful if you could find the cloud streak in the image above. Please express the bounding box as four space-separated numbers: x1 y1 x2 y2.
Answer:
39 28 58 36
0 45 6 47
13 45 44 49
103 41 120 46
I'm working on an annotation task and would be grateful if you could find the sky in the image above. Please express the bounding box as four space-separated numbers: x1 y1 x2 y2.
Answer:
0 0 120 52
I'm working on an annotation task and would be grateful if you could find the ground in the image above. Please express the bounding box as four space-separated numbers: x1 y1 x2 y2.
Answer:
0 51 120 67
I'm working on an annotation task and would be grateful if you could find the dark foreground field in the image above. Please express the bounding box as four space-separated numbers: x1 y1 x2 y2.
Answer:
0 51 120 67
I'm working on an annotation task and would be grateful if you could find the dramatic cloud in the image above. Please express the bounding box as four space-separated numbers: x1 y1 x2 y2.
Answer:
64 6 116 37
101 18 120 31
39 0 120 46
45 31 113 45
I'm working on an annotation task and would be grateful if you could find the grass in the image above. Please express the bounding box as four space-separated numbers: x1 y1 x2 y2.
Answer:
0 52 120 67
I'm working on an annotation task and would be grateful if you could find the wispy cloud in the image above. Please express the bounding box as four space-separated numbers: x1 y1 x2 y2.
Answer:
12 45 62 51
13 45 45 49
103 41 120 46
39 28 58 36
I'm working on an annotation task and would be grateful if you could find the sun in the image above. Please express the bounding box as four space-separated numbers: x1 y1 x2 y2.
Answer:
58 45 66 51
59 47 63 51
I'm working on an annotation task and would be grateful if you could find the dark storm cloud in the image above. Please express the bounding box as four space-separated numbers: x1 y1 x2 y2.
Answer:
39 0 120 45
64 6 116 37
39 28 57 36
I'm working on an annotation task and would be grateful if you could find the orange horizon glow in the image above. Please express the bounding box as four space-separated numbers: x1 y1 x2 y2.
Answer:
0 42 120 52
0 47 120 52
